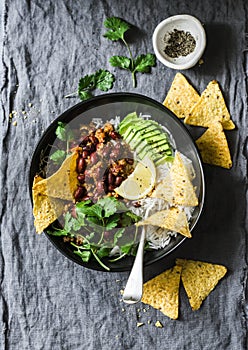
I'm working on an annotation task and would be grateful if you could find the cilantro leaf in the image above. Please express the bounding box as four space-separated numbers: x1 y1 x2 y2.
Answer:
134 53 156 73
97 197 118 218
55 121 67 141
109 56 131 70
78 89 93 101
49 149 66 165
55 121 74 142
113 228 125 246
94 69 115 91
97 246 112 258
74 250 91 262
103 17 130 41
77 69 115 101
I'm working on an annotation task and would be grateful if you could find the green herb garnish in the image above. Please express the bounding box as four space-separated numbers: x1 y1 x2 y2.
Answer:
103 17 156 88
47 197 141 271
65 69 115 101
49 122 74 165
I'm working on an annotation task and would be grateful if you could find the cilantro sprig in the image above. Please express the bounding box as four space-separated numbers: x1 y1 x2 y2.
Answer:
65 69 115 101
47 197 141 271
49 122 74 165
103 17 156 88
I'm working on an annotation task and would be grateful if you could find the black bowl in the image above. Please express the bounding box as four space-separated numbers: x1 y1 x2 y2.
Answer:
29 92 205 272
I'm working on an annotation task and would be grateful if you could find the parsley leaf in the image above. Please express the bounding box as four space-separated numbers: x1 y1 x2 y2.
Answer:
103 17 131 41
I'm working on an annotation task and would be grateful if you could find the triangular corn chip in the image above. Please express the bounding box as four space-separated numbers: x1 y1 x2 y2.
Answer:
32 176 65 233
176 259 227 311
136 206 191 238
142 265 182 319
196 122 232 169
32 152 79 201
151 173 173 202
184 80 235 130
152 152 198 206
163 73 200 119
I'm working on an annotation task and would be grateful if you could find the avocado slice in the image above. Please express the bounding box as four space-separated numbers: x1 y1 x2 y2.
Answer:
124 120 159 143
129 126 162 149
118 112 139 134
136 134 169 150
155 154 175 165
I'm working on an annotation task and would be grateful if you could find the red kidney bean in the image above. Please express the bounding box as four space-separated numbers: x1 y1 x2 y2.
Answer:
90 152 98 164
108 184 115 192
82 150 89 159
77 174 85 183
115 176 123 187
74 186 85 201
71 206 77 218
126 158 134 164
90 135 99 144
108 172 115 185
81 195 90 201
96 181 104 193
77 157 86 173
109 131 120 140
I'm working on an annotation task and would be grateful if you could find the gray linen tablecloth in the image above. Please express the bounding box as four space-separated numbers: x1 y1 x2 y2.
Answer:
0 0 247 349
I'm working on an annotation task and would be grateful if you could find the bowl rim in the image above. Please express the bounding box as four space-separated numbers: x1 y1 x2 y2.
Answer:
29 92 205 272
152 14 206 70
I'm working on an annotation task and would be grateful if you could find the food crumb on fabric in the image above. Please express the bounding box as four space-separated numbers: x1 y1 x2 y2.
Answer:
12 121 17 126
116 279 120 283
28 103 32 107
147 320 151 324
121 308 125 312
198 58 204 65
155 321 163 328
120 289 124 295
137 322 144 327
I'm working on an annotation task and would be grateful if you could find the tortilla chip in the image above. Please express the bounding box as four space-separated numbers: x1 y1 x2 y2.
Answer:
163 73 200 119
196 122 232 169
152 151 198 207
32 186 65 234
176 259 227 311
184 80 235 130
136 206 191 238
142 265 182 319
32 152 79 201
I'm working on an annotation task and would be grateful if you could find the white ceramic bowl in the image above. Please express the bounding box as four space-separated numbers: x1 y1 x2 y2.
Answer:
152 14 206 70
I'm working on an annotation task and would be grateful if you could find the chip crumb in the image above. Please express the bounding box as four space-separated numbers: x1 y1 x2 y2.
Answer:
147 320 151 324
121 308 125 312
22 110 26 115
137 322 144 327
155 321 163 328
12 121 17 126
120 289 124 295
28 103 32 107
9 113 13 119
198 58 204 65
143 309 147 312
116 279 120 283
